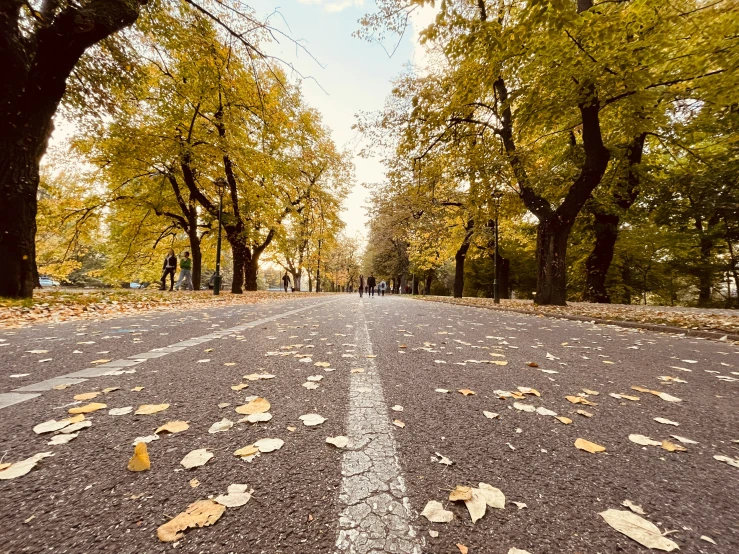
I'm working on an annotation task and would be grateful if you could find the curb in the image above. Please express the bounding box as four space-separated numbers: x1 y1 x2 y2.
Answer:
415 297 739 343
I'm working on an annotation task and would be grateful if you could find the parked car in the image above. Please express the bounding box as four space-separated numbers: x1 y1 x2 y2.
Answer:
39 277 59 287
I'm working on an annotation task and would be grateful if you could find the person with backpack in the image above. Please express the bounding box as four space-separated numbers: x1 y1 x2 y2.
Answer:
174 252 193 291
160 249 177 291
358 274 365 298
367 274 376 297
379 279 387 297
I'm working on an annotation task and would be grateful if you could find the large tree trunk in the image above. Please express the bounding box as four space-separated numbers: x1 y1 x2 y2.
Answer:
697 235 714 307
244 253 259 291
424 271 433 295
188 229 202 291
0 0 144 298
412 274 419 295
535 219 572 306
454 228 474 298
230 240 246 294
583 213 619 303
0 142 39 297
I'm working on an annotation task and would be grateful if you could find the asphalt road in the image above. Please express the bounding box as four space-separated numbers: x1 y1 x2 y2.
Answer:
0 295 737 554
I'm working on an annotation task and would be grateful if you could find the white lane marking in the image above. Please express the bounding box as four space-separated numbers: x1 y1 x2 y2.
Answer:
3 299 337 410
336 301 421 554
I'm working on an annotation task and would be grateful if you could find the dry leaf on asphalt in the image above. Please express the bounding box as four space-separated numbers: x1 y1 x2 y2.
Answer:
254 438 284 453
393 419 405 428
514 402 536 413
240 412 272 423
577 410 593 418
230 383 249 391
33 415 82 435
350 368 365 373
622 500 646 515
449 485 473 501
713 455 739 469
326 436 349 448
566 396 596 406
477 483 506 509
135 404 169 415
457 544 468 554
421 501 453 523
599 509 679 551
181 449 214 469
131 386 144 392
0 452 54 480
535 406 557 417
214 484 252 508
302 382 319 389
517 387 540 396
234 445 259 457
132 434 159 445
556 416 573 424
629 434 662 447
69 402 107 414
299 414 326 426
654 417 679 426
458 389 475 396
575 438 606 453
661 440 687 452
155 421 189 434
73 392 100 401
435 389 450 393
109 407 133 416
582 389 600 395
127 442 151 472
671 435 698 445
610 393 640 401
483 411 500 419
235 397 270 415
314 362 330 367
508 549 533 554
190 479 200 488
48 433 79 445
391 405 403 411
157 499 226 542
60 420 91 434
208 418 234 433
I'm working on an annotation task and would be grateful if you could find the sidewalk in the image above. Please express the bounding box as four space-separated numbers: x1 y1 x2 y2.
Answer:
417 296 739 337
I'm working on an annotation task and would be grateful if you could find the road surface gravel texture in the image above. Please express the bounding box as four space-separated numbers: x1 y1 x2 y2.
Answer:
0 295 737 554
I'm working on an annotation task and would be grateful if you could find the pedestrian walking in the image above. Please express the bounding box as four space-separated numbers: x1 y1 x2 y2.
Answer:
358 274 365 298
174 252 193 290
282 272 290 292
160 249 177 291
367 274 376 297
379 279 386 297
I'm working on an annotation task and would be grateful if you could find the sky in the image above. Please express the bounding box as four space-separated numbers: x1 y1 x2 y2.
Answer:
247 0 430 238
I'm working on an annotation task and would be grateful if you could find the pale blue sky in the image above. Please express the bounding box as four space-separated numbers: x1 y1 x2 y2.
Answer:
249 1 422 237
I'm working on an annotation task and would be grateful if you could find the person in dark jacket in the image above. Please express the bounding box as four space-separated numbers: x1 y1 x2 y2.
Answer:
358 274 364 298
160 249 177 291
282 272 290 292
367 274 376 297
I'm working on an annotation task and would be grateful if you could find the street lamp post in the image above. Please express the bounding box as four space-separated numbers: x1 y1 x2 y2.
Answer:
493 191 503 304
213 178 227 296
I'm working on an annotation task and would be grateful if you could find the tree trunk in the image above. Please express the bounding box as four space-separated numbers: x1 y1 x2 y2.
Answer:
424 272 433 295
244 252 259 291
188 229 202 291
534 218 571 306
0 141 39 297
412 274 419 295
454 230 474 298
583 213 619 303
697 235 714 307
230 240 246 294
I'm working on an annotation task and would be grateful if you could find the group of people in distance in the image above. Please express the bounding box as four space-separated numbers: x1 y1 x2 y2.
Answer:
358 274 386 298
160 249 193 291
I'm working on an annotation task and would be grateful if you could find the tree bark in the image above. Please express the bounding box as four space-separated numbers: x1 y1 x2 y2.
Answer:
454 226 474 298
188 229 202 291
412 274 419 295
230 237 246 294
0 0 144 297
244 255 259 291
697 234 714 306
583 133 646 303
424 271 433 295
535 218 572 306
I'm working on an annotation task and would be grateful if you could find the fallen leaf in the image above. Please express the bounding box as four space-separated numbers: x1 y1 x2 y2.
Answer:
350 368 365 373
654 392 682 403
314 362 331 367
421 500 453 523
526 362 539 367
536 406 557 416
132 435 159 445
131 386 144 392
508 549 533 554
254 438 284 453
102 387 119 394
181 449 213 469
60 420 91 434
477 482 505 509
391 405 404 412
566 396 596 406
234 445 259 457
449 485 473 501
240 412 272 423
393 419 405 428
622 500 645 515
457 543 468 554
713 454 739 469
73 392 100 401
483 411 499 419
208 418 234 433
155 421 189 434
134 404 169 415
671 435 698 445
555 416 573 425
33 416 82 435
302 382 319 389
599 509 679 551
231 383 249 391
0 452 54 480
109 407 133 416
512 502 527 510
517 387 540 396
299 413 326 426
458 389 475 396
68 402 107 414
428 530 439 538
575 438 606 453
577 410 593 417
435 388 450 393
326 436 349 448
48 433 79 445
214 484 252 508
127 442 151 471
700 535 717 545
514 402 536 413
654 417 679 426
157 499 225 542
235 397 270 415
89 359 111 364
629 434 661 447
190 479 200 488
582 389 600 395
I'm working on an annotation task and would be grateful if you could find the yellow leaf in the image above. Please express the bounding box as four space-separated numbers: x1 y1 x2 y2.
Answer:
155 421 190 434
449 485 473 501
457 544 469 554
190 479 200 488
555 416 572 425
234 445 259 457
392 419 405 428
156 499 225 542
69 402 107 414
575 438 606 453
566 396 596 406
582 389 600 395
73 392 100 401
127 442 151 471
135 404 169 415
458 389 475 396
230 383 249 391
131 386 144 392
661 440 687 452
235 397 270 415
631 386 654 394
89 359 111 364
